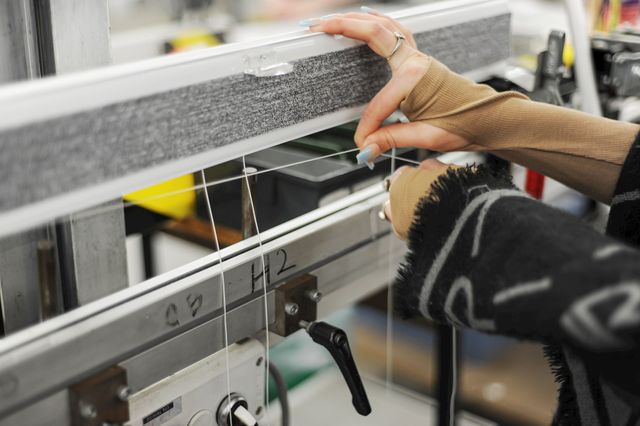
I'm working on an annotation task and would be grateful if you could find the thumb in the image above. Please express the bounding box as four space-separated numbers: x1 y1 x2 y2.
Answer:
359 121 469 161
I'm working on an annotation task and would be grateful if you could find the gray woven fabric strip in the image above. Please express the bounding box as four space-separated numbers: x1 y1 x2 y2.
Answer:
0 14 510 212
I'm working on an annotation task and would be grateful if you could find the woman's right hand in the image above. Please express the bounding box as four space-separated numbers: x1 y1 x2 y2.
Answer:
384 159 457 240
305 10 471 163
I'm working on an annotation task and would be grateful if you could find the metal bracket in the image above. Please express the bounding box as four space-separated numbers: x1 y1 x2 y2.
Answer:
68 366 129 426
273 274 320 336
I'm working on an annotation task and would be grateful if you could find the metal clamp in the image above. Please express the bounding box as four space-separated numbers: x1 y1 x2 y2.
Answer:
273 274 319 336
69 366 129 426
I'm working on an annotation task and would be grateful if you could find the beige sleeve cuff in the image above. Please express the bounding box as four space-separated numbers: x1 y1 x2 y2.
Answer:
400 58 639 203
390 166 460 239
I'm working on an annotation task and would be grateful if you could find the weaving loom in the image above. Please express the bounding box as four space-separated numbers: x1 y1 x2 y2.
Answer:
0 1 509 424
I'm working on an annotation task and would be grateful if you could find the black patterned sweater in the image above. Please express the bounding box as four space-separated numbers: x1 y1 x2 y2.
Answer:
396 134 640 425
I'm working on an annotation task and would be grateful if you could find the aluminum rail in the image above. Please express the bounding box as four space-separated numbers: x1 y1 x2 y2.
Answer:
0 149 485 417
0 183 395 417
0 0 510 236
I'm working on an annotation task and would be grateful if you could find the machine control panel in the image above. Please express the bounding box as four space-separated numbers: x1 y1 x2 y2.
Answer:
126 339 265 426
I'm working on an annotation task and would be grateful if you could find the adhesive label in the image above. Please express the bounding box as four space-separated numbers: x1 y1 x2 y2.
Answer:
142 397 182 425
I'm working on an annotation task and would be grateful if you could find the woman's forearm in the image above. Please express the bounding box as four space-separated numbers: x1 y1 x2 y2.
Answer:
396 165 640 357
400 58 639 203
496 148 622 202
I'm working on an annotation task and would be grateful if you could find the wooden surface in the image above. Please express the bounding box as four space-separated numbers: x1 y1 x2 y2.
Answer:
162 217 243 248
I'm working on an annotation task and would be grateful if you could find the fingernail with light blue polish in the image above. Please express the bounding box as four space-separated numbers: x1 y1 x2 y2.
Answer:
299 18 322 27
356 145 376 170
361 6 378 14
320 13 340 19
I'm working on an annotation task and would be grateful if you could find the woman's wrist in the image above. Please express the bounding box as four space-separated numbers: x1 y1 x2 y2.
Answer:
399 57 640 189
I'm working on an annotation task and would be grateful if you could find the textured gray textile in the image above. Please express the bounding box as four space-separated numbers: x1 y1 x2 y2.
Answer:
0 14 510 213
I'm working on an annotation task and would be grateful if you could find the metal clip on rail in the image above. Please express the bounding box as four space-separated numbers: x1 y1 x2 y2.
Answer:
299 320 372 416
243 49 294 78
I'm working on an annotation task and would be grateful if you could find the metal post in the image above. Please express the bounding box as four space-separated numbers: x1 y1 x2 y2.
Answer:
436 325 459 426
34 0 129 307
0 2 126 423
55 204 128 308
0 1 46 334
0 230 50 334
142 234 155 280
32 0 112 76
0 1 40 84
37 240 59 320
0 0 128 333
242 167 258 239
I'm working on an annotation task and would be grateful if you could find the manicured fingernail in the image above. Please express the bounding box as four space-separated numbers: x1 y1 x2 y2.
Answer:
356 145 373 164
320 13 340 19
299 18 322 27
360 6 378 14
356 145 376 167
367 161 375 170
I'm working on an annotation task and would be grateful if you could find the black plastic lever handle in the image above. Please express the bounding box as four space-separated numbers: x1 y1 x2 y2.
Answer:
302 321 372 416
542 30 566 80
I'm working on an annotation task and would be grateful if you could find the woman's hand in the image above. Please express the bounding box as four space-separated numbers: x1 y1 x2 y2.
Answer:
384 159 456 240
303 9 470 164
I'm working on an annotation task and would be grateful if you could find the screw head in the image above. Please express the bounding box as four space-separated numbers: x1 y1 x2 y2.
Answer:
116 385 131 402
79 400 97 419
284 302 299 316
306 290 323 303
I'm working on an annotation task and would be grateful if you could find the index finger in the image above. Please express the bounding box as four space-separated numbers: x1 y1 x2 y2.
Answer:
355 76 413 146
355 56 430 146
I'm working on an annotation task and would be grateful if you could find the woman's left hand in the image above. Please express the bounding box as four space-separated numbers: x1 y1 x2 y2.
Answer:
302 10 470 163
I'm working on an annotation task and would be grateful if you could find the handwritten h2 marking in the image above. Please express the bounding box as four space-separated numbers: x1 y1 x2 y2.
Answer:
251 248 297 292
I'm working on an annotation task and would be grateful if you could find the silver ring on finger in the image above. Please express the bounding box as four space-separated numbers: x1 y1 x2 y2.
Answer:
386 31 405 61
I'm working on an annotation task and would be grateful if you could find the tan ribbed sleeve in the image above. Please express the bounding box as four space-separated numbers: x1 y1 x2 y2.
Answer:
390 165 460 239
400 58 639 203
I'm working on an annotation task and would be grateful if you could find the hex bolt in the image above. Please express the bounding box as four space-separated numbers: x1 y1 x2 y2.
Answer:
306 290 323 303
284 302 299 316
116 385 131 402
79 400 97 419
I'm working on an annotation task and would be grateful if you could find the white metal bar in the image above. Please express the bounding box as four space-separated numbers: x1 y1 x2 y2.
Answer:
0 183 390 416
0 0 507 128
0 148 483 418
0 0 509 237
